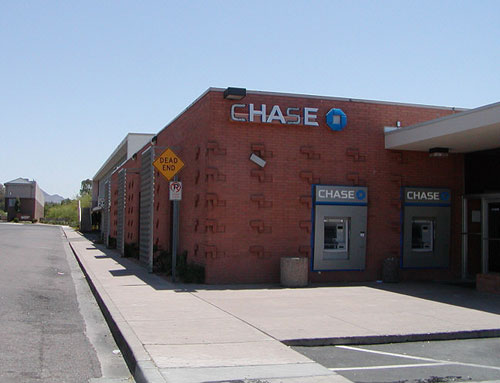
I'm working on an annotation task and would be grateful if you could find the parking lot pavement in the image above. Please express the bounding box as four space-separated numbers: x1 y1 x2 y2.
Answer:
293 337 500 383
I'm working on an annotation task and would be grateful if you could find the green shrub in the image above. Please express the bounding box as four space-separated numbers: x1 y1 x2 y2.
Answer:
45 200 78 225
124 243 139 258
152 250 205 283
183 262 205 283
158 250 171 273
177 251 205 283
107 237 117 249
12 217 19 223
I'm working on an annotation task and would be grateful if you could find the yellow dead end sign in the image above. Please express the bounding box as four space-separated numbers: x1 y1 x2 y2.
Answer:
152 148 185 181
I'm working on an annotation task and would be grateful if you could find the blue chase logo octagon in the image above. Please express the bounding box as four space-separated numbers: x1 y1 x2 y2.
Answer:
326 108 347 131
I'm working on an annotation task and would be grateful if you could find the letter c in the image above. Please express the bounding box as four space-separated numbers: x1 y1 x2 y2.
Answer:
231 104 246 122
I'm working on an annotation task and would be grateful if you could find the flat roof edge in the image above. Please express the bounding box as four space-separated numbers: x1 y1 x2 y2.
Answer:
126 132 156 137
158 87 469 140
385 100 500 136
93 133 155 180
209 87 467 111
157 88 215 137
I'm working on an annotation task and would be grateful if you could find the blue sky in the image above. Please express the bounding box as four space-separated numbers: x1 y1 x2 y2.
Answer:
1 1 499 198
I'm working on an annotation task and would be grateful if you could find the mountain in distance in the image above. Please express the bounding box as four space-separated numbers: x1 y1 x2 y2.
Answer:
43 190 65 204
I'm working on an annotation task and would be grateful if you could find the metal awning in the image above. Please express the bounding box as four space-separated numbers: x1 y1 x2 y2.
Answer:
385 101 500 153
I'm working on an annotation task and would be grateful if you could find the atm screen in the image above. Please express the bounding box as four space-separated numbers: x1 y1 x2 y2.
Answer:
324 217 349 252
411 219 434 252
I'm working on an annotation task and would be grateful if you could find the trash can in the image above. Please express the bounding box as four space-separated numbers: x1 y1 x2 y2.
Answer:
281 257 308 287
382 257 399 283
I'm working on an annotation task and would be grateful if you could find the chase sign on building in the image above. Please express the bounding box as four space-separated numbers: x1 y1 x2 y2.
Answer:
230 103 347 131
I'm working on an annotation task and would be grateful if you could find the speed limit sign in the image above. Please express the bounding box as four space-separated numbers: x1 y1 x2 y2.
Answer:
169 181 182 201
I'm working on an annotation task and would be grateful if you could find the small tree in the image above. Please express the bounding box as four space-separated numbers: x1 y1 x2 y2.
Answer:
14 198 21 213
79 192 92 209
80 179 92 196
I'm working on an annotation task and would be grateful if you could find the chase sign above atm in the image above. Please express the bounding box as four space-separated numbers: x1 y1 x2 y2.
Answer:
230 103 347 131
403 187 451 206
315 185 367 205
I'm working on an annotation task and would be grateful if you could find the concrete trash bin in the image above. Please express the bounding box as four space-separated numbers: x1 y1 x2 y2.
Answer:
280 257 308 287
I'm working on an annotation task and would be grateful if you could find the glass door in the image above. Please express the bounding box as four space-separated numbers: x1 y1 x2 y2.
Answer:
487 202 500 273
463 197 482 278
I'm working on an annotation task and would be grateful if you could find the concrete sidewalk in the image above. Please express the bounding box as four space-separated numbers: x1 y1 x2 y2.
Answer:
63 228 500 383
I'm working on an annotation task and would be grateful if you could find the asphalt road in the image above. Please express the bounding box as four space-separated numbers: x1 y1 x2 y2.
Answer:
0 223 132 383
293 337 500 383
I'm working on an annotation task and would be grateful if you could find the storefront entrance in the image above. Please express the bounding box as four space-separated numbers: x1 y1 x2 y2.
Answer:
487 201 500 272
463 195 500 278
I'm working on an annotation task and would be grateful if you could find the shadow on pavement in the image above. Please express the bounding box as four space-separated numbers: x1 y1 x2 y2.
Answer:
369 280 500 315
79 233 500 315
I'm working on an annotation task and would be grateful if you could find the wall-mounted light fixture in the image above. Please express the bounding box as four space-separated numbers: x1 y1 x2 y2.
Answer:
151 135 158 145
132 153 137 161
250 153 266 168
429 147 449 157
223 87 246 100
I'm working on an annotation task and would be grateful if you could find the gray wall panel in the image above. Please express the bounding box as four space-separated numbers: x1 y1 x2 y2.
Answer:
102 180 111 246
139 147 154 271
117 169 126 256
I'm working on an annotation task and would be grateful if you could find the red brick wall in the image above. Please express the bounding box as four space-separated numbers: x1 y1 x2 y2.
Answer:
7 197 36 221
125 171 140 246
111 89 464 284
116 156 142 249
202 91 463 283
152 93 211 269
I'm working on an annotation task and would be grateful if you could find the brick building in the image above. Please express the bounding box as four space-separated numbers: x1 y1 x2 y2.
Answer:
5 178 45 221
96 88 500 285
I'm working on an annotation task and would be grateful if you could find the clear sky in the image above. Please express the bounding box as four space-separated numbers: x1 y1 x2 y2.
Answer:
1 1 499 198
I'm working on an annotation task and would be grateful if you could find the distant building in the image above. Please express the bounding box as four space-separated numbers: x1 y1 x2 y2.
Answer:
5 178 45 221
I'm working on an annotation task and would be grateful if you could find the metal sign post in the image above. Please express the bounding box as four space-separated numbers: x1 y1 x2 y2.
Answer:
170 177 181 282
152 147 184 283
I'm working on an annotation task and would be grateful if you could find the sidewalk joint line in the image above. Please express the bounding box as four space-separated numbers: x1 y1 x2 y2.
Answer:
187 293 282 342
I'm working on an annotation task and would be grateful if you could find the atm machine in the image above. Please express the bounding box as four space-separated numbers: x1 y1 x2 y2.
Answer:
402 187 451 268
313 185 367 271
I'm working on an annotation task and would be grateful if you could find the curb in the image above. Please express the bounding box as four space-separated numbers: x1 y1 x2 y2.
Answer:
64 230 167 383
283 328 500 347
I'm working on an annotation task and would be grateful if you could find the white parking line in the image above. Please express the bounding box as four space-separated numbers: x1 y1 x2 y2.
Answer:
336 345 500 372
336 345 443 362
330 362 451 371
